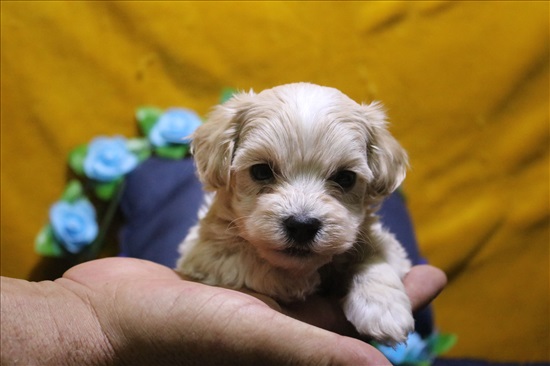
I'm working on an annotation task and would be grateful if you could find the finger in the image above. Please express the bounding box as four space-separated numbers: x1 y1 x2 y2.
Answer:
404 265 447 312
280 264 447 336
189 298 390 365
282 294 360 337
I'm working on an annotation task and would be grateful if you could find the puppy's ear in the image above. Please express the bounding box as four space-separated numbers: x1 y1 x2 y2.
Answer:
361 102 408 198
191 91 255 190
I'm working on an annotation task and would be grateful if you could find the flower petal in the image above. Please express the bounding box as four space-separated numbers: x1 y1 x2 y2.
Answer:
49 199 98 253
83 136 139 181
149 108 202 147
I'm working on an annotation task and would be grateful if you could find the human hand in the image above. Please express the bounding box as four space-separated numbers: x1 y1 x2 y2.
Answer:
57 258 445 365
278 264 447 339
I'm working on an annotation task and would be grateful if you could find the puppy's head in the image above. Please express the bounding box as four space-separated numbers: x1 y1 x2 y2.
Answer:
192 83 407 272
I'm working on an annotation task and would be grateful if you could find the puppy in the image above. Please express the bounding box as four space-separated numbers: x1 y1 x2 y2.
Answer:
177 82 413 345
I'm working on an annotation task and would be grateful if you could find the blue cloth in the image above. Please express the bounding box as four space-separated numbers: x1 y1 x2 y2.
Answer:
119 157 434 335
119 157 204 266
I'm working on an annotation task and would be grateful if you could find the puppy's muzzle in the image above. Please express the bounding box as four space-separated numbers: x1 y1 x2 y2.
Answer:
283 215 322 248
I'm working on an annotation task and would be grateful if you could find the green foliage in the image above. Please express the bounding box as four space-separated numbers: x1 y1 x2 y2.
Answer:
220 88 237 103
94 179 122 201
136 106 163 136
429 333 457 356
155 144 189 159
68 144 88 176
36 104 199 260
35 225 64 257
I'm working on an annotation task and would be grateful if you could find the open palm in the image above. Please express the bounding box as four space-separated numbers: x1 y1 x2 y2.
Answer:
60 257 445 365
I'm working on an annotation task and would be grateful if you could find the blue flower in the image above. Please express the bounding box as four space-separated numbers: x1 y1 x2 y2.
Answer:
49 199 98 254
149 108 202 147
83 136 139 182
376 332 430 365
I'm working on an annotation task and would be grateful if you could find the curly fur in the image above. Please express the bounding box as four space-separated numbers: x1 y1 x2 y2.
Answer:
177 82 413 345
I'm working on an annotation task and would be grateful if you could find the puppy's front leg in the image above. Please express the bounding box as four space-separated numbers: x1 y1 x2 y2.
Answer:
342 225 414 345
343 260 414 345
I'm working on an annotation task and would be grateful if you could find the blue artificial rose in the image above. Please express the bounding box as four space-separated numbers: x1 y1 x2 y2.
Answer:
403 332 431 362
378 341 408 364
83 136 139 182
49 199 99 254
376 332 430 365
149 108 202 147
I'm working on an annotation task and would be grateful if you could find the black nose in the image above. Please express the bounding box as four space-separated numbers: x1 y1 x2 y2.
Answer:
283 215 322 244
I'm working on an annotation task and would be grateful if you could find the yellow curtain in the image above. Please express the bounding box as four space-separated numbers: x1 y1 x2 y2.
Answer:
1 1 548 362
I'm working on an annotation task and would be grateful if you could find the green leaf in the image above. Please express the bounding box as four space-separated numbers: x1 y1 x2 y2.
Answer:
136 106 163 136
155 144 188 159
220 88 237 103
35 225 65 257
68 144 88 176
126 138 152 162
61 180 84 202
430 333 457 356
135 147 152 163
416 361 431 366
94 179 122 201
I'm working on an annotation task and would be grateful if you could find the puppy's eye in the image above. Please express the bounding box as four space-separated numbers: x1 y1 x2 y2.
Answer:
250 164 274 182
330 170 357 190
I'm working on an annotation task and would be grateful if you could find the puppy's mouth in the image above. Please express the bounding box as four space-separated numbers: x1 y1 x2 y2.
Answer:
281 245 313 258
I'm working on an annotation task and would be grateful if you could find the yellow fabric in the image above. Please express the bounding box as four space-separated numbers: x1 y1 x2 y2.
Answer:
1 1 548 362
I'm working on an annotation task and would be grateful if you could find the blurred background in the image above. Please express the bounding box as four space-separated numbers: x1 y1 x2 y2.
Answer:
1 1 548 363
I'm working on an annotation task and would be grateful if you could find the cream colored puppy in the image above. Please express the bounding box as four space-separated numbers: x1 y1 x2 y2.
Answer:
177 82 413 345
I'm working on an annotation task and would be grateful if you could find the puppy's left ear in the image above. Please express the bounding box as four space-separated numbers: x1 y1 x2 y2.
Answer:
361 102 409 198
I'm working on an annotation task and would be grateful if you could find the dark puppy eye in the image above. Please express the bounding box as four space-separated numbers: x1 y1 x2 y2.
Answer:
330 170 357 190
250 164 274 182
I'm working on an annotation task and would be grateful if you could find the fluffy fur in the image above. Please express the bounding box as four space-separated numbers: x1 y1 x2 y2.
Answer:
176 82 414 345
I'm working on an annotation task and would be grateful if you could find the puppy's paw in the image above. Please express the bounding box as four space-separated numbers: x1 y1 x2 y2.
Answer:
343 284 414 346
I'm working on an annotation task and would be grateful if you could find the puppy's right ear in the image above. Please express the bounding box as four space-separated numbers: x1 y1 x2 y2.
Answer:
191 91 255 190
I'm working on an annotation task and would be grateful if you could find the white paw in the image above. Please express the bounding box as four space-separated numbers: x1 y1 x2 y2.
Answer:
343 284 414 346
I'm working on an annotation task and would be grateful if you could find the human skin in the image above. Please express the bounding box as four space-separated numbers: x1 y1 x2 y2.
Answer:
1 258 446 365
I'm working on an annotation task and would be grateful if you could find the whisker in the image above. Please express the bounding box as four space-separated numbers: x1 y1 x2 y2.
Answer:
225 215 252 234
